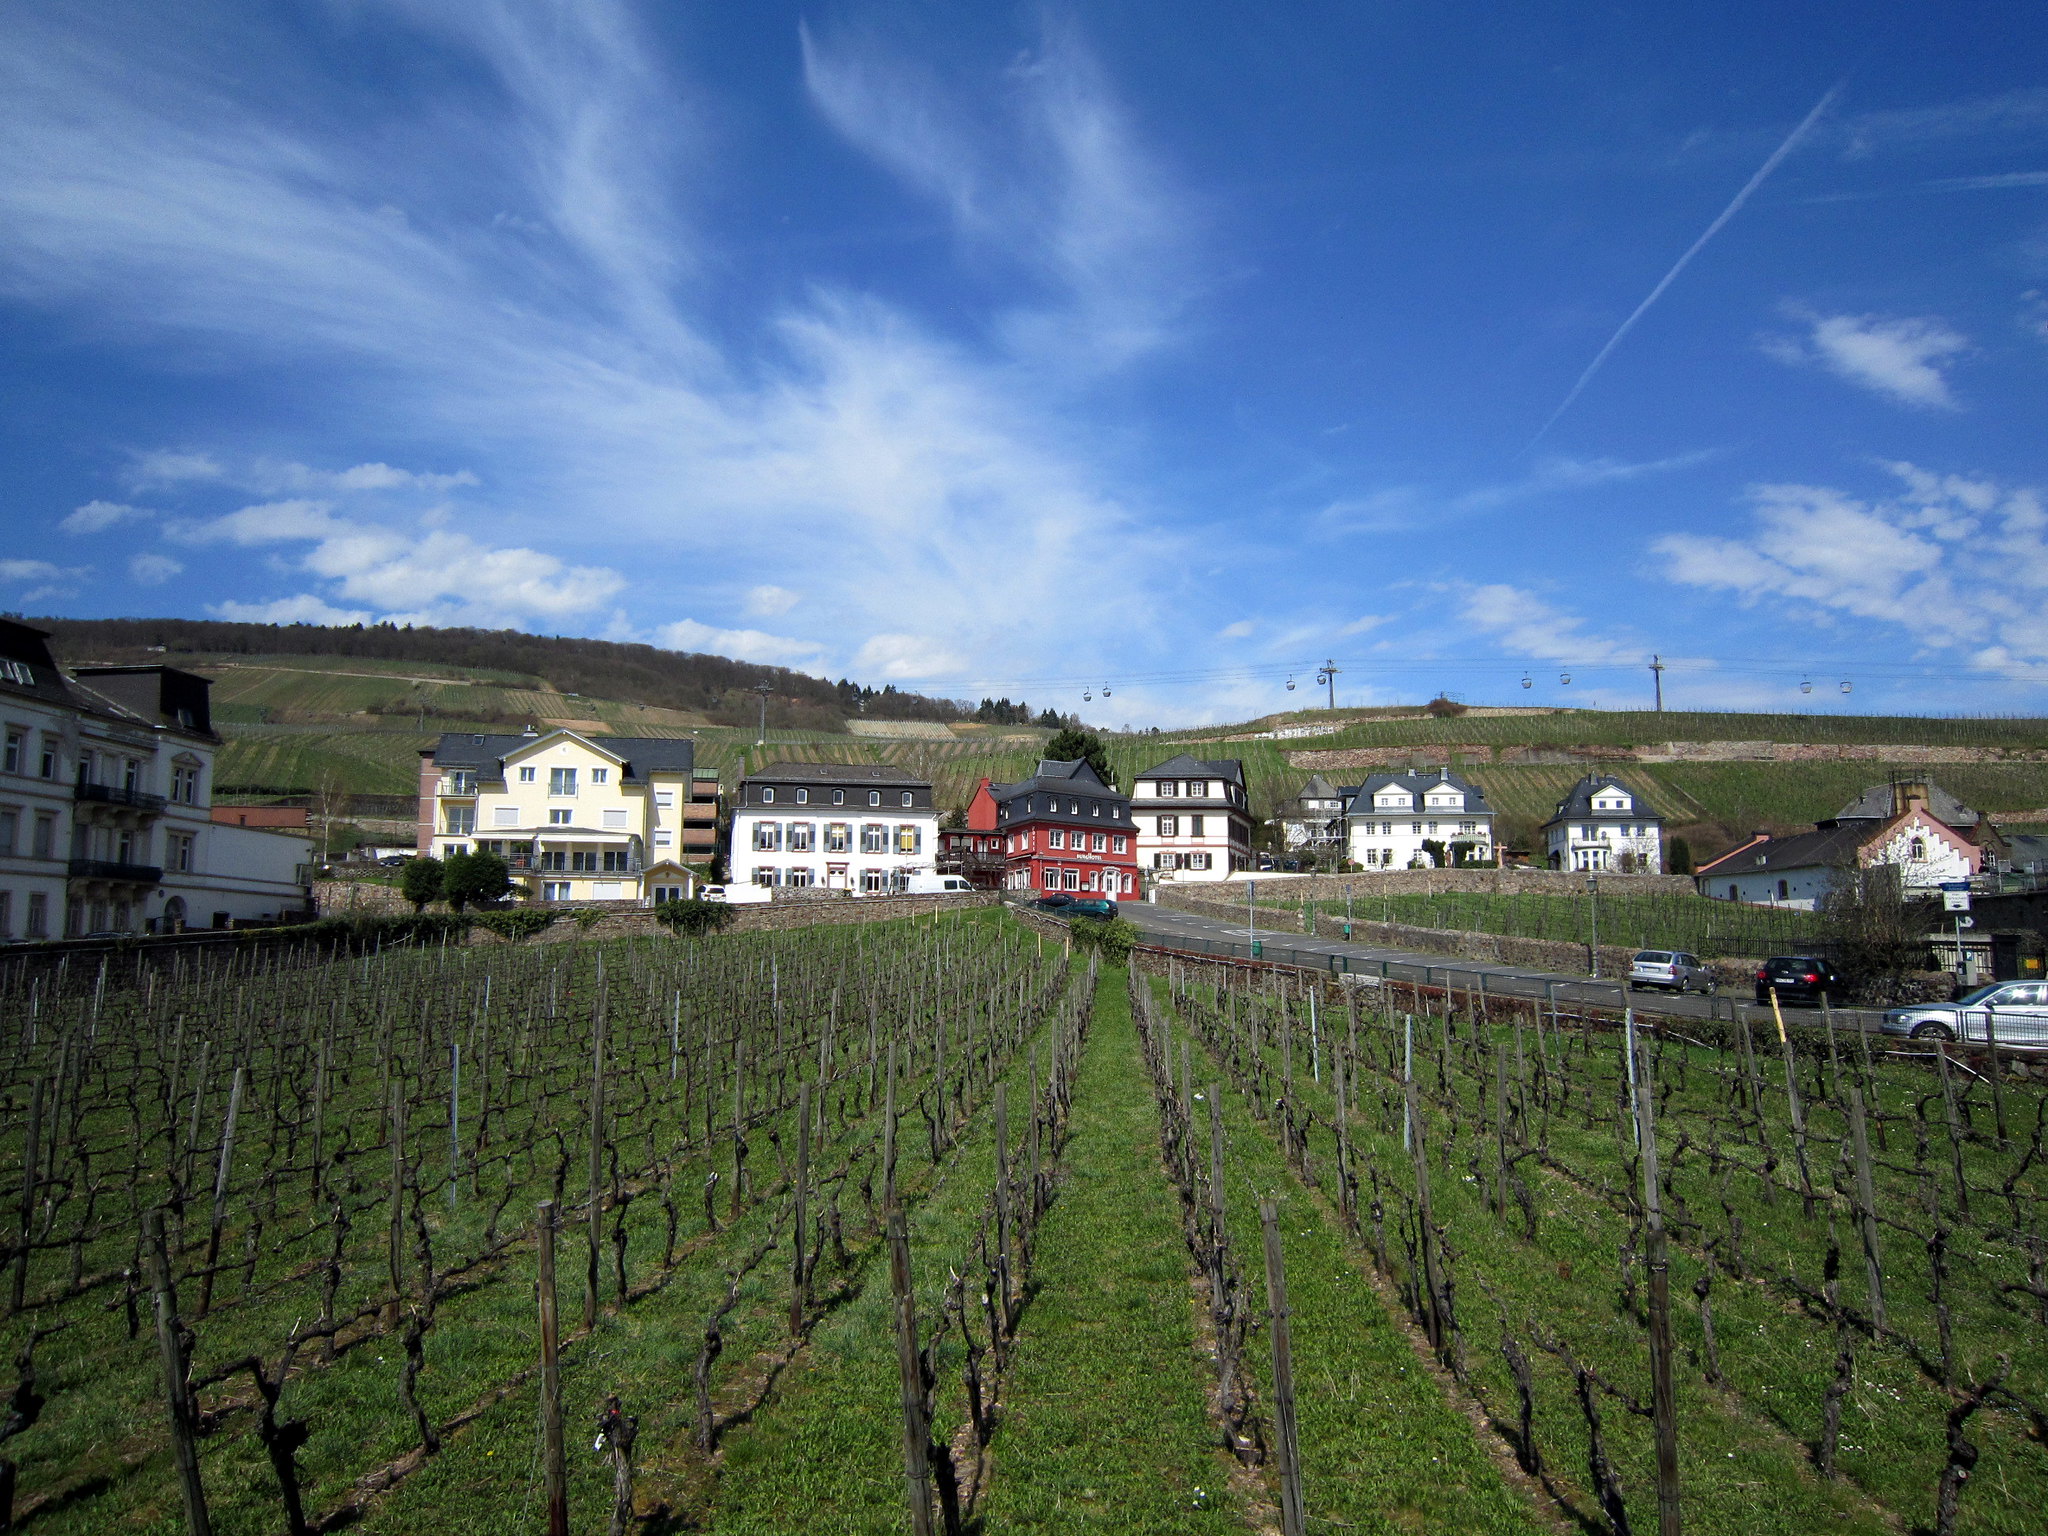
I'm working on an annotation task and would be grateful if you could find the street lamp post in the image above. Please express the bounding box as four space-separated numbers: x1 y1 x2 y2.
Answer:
1587 871 1601 979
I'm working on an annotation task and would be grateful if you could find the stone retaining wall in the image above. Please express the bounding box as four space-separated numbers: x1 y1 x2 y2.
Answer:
1167 867 1698 899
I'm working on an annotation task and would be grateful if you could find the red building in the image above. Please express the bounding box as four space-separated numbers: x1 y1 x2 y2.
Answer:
989 759 1140 900
938 777 1008 889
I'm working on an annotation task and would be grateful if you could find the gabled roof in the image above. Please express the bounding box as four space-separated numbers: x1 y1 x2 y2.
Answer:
430 730 695 784
745 760 920 785
1294 774 1339 800
1031 758 1111 789
989 759 1133 829
1136 754 1244 785
1831 780 1982 829
1693 824 1869 876
1543 773 1661 826
1344 767 1492 816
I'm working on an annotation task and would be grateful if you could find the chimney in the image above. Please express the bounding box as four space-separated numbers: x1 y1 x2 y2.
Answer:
1894 780 1930 817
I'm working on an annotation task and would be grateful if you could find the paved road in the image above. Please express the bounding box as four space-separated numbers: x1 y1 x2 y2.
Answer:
1118 900 1887 1033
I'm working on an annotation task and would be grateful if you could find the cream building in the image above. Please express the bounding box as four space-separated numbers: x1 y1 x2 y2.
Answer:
1131 754 1253 880
1542 774 1663 873
418 728 716 903
729 762 938 892
1346 767 1495 868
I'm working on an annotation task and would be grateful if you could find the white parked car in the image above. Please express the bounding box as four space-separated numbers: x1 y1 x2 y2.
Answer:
1883 982 2048 1045
1628 950 1716 994
904 873 976 895
697 884 772 906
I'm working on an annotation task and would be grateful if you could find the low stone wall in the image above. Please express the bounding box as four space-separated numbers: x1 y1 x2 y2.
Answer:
469 890 1000 943
315 879 411 916
1197 868 1698 898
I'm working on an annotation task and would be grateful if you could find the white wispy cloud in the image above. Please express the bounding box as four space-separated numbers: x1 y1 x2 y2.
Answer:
1457 582 1645 666
128 552 183 585
1654 463 2048 665
60 499 153 534
0 3 1179 690
742 585 801 618
0 557 89 601
1763 308 1969 409
657 618 828 672
1319 451 1710 536
211 594 374 625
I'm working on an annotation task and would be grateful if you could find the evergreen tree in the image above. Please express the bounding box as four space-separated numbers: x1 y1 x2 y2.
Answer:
400 855 444 913
1044 726 1114 787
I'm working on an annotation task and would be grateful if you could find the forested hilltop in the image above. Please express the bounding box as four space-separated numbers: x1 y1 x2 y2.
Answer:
28 616 968 732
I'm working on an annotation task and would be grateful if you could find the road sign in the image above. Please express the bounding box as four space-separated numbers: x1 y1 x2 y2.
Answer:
1944 889 1972 912
1957 915 1976 928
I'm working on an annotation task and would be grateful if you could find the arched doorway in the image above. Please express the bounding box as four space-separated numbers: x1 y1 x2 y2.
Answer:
163 896 187 933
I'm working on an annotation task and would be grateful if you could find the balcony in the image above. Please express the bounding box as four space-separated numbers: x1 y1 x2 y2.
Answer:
68 858 163 884
507 854 645 876
75 782 168 812
439 775 478 797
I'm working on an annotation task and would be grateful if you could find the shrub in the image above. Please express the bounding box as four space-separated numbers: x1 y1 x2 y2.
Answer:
573 909 608 930
654 899 739 937
1425 696 1468 717
399 856 444 913
1067 915 1140 962
470 909 557 942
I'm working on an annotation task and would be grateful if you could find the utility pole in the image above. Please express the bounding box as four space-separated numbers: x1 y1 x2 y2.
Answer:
751 683 773 748
1316 659 1341 710
1650 654 1665 712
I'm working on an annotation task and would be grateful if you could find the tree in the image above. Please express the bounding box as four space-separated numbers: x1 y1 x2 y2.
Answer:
1425 696 1468 718
400 856 444 913
1044 726 1114 787
943 806 966 829
1818 863 1934 1003
1669 835 1694 875
1419 838 1448 868
442 850 511 912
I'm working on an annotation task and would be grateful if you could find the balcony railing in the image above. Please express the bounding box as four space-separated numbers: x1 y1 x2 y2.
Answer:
507 855 645 875
68 858 163 884
75 782 169 812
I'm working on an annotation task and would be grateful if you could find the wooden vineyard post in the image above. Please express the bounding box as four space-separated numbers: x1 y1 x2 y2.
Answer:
1849 1086 1887 1332
11 1077 42 1314
536 1201 569 1536
1404 1074 1443 1353
883 1039 899 1211
1767 990 1815 1215
1028 1042 1042 1221
791 1084 810 1336
143 1210 212 1536
1258 1198 1306 1536
1629 1037 1682 1536
587 1005 606 1332
887 1206 937 1536
195 1065 244 1318
1983 1006 2010 1148
995 1082 1013 1323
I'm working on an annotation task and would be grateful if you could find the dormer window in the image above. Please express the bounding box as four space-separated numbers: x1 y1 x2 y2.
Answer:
901 791 913 807
762 787 775 803
832 789 844 805
1187 781 1208 798
1158 780 1178 797
796 788 808 804
869 791 881 807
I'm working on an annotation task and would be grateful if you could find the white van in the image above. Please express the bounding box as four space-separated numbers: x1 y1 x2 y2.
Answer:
903 874 975 895
698 884 773 905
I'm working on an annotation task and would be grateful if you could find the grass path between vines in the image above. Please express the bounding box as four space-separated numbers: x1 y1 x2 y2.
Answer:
975 964 1248 1533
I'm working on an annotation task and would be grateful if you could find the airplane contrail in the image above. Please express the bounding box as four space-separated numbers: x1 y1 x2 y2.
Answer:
1523 80 1847 452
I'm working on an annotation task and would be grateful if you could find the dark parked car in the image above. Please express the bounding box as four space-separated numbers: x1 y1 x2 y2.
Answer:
1028 893 1075 912
1066 897 1118 919
1754 955 1844 1007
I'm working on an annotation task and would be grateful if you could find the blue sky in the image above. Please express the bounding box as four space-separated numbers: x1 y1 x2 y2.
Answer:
3 2 2046 726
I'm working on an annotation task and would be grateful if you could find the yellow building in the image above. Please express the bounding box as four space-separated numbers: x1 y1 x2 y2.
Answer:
417 728 718 903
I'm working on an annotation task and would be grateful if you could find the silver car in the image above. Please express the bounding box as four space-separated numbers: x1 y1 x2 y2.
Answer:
1883 982 2048 1046
1629 950 1716 995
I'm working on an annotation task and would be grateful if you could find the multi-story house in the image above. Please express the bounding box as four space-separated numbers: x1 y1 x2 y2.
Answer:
1277 774 1351 858
938 777 1008 890
1346 767 1495 869
418 728 717 904
1696 780 1985 908
0 620 313 940
1542 774 1663 873
991 759 1139 899
728 762 938 892
1131 754 1252 880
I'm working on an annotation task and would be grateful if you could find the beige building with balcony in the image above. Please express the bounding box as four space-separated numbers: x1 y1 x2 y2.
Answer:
417 727 717 903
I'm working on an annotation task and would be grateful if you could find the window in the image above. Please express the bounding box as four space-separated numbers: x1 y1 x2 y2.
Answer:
494 805 520 827
550 767 577 796
1112 835 1126 853
654 830 672 847
1776 880 1789 901
1909 837 1927 859
1154 852 1178 869
538 850 568 870
753 822 783 851
1049 829 1066 848
569 851 600 872
831 789 845 806
601 850 632 872
788 823 815 851
1062 867 1080 890
1460 821 1475 834
548 809 572 825
2 729 20 773
124 758 141 793
1158 815 1178 837
787 867 815 887
896 825 921 854
40 738 59 780
602 809 629 830
1091 833 1106 852
0 808 14 854
651 884 687 903
655 790 674 807
1410 821 1423 835
1187 780 1208 798
1189 815 1204 837
590 768 608 784
1157 780 1179 797
862 824 887 853
167 832 194 872
1091 803 1101 817
519 766 537 783
25 893 46 938
1427 821 1438 834
0 659 31 687
32 814 54 859
446 770 476 795
542 882 572 901
869 790 882 807
0 890 10 936
1188 852 1212 870
901 791 913 807
795 788 808 804
444 844 470 858
444 806 476 835
826 823 850 852
761 786 775 803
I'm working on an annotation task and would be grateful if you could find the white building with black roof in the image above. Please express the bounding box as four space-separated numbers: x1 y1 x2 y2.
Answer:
1345 766 1495 868
1131 753 1252 880
730 762 938 892
1542 774 1663 873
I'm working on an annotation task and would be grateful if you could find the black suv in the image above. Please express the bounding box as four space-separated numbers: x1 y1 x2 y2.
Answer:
1754 955 1844 1007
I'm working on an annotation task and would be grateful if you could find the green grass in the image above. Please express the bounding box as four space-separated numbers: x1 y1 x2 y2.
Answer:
976 966 1244 1531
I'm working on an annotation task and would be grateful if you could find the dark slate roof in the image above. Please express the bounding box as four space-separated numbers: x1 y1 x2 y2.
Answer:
1031 758 1113 788
1344 767 1492 817
745 760 920 785
1694 824 1867 876
990 765 1134 830
430 729 695 785
1831 780 1982 829
2005 834 2048 872
1542 773 1661 827
0 619 80 709
1135 754 1245 785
